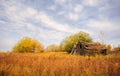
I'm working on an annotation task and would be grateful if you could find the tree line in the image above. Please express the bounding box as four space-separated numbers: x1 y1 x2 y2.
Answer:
12 31 120 53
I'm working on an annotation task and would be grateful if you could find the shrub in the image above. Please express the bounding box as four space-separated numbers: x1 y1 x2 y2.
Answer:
12 37 44 53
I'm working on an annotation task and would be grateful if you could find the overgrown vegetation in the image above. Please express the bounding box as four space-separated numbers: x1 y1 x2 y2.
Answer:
0 52 120 76
60 31 93 53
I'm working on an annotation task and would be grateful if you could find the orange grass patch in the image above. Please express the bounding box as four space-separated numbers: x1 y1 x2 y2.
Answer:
0 52 120 76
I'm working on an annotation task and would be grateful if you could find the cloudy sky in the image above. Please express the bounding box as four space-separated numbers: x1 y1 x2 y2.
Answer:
0 0 120 51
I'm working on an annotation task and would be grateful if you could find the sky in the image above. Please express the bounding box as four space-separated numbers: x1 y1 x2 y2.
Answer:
0 0 120 51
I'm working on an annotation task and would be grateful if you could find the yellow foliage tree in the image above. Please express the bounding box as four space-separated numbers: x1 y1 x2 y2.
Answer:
12 37 44 53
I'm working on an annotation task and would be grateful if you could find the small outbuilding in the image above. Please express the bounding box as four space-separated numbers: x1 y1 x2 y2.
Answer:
71 42 107 56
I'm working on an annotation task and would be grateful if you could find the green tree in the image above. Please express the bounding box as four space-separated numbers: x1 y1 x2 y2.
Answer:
12 37 44 53
60 31 93 53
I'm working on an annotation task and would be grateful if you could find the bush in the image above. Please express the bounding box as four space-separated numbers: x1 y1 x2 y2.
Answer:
113 45 120 51
46 45 60 52
12 37 44 53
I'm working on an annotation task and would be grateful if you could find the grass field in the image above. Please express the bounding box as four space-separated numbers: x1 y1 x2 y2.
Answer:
0 52 120 76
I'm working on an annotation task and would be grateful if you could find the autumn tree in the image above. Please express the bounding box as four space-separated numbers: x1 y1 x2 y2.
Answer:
46 44 60 52
60 31 93 53
12 37 44 53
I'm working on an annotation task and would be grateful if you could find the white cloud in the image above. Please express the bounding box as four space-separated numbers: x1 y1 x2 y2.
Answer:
67 11 87 21
87 19 120 31
35 12 92 34
2 0 86 34
1 0 71 36
48 5 56 11
1 0 37 23
55 0 66 4
23 7 37 17
67 13 80 21
57 11 65 15
74 4 83 13
1 0 93 38
66 4 84 21
0 20 6 24
64 3 86 21
82 0 98 6
26 24 59 39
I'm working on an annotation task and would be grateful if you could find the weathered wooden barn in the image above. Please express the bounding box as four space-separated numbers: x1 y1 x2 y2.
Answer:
71 42 107 56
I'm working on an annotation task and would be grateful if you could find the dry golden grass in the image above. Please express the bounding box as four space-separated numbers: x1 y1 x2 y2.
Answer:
0 52 120 76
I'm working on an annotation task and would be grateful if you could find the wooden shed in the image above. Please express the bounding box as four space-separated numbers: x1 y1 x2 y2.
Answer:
71 42 107 56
